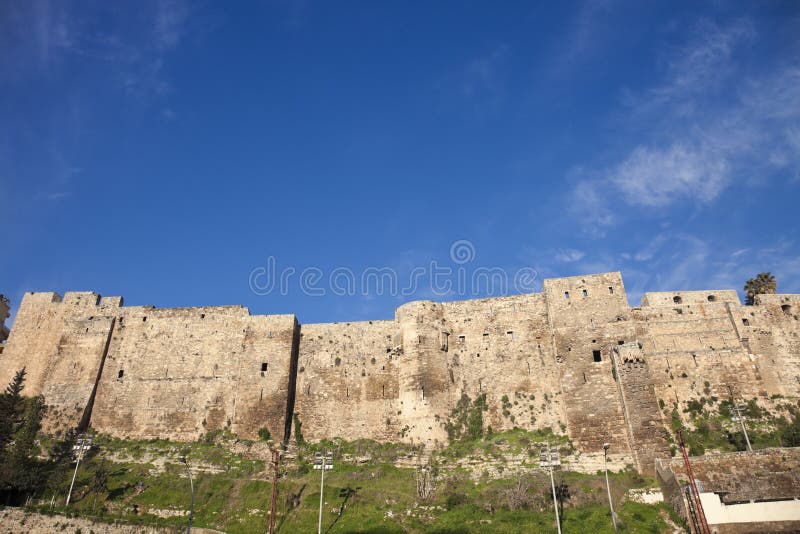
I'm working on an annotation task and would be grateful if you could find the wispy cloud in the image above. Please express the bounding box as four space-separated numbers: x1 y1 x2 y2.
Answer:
554 248 585 263
569 18 800 230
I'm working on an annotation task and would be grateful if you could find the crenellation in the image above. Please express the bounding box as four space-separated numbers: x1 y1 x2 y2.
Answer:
1 274 798 476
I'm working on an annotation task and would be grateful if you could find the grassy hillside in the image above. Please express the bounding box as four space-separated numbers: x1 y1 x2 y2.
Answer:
24 429 683 533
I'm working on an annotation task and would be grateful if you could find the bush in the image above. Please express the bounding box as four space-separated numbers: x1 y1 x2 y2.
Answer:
257 427 271 442
445 492 468 510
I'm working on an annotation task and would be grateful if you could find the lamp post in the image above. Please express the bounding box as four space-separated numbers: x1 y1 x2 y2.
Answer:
180 456 195 534
603 443 619 534
313 451 333 534
539 443 561 534
731 402 752 452
66 434 93 506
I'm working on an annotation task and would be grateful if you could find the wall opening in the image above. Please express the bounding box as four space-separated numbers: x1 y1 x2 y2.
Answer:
707 295 716 302
382 384 385 397
782 304 792 315
564 291 570 300
440 331 449 351
583 372 587 383
118 369 124 379
742 318 750 326
506 331 514 341
582 289 588 298
592 350 602 362
200 313 205 319
618 340 625 345
608 286 614 294
261 362 268 373
458 335 465 344
673 296 682 304
142 316 147 322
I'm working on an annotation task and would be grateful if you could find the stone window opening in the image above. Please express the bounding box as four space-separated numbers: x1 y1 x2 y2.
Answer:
583 372 587 383
618 340 624 345
382 384 385 397
692 353 698 366
440 331 449 352
673 296 682 304
608 286 614 294
506 331 514 341
260 362 268 375
118 369 124 379
482 332 489 341
346 387 349 398
742 318 750 326
421 387 425 400
306 384 311 395
200 313 205 319
707 295 716 302
782 304 792 315
592 350 602 362
564 291 570 300
458 335 465 344
582 289 588 298
143 316 147 322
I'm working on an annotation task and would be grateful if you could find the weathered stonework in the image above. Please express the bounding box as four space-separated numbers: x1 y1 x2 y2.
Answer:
1 272 798 476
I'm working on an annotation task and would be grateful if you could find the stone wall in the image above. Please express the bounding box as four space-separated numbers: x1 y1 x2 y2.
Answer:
1 271 798 476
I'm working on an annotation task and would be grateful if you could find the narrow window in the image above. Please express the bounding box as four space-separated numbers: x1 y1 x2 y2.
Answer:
200 313 205 319
118 369 124 379
483 332 489 340
382 384 385 397
261 362 268 373
440 331 449 352
707 295 716 302
142 316 147 322
673 296 682 304
506 331 514 341
583 372 587 383
306 384 311 395
608 286 614 294
564 291 570 300
592 350 601 362
421 386 424 399
582 289 588 298
458 335 466 344
742 318 750 326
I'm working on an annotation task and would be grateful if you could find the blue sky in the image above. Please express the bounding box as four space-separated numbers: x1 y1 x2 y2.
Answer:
1 1 799 324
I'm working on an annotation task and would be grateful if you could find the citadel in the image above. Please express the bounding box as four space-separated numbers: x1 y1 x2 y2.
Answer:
1 271 798 479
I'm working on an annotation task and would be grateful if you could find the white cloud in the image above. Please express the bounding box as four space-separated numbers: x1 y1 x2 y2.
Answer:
569 19 800 230
554 248 585 263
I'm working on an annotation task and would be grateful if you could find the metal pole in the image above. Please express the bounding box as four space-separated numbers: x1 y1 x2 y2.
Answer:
65 447 83 506
317 452 326 534
182 457 194 534
603 444 618 534
547 445 561 534
735 403 752 452
269 448 280 534
66 437 86 506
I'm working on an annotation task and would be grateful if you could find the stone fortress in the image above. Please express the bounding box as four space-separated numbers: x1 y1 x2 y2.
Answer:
1 272 799 476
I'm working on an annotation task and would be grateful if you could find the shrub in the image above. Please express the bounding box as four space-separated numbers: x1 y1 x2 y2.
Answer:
257 427 271 442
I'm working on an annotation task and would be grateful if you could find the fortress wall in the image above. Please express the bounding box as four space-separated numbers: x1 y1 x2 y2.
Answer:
634 301 764 419
436 293 566 435
542 273 635 453
90 306 297 441
395 301 451 447
0 292 118 434
611 343 670 474
294 320 401 442
731 295 800 399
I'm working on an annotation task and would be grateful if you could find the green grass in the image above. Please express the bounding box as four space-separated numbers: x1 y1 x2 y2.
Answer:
27 432 679 533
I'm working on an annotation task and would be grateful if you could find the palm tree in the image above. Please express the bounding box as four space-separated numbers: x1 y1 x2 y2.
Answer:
744 273 777 305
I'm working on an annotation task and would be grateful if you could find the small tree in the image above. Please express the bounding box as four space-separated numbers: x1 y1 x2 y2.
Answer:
258 427 271 442
415 466 436 500
555 480 571 526
0 368 27 449
744 273 777 305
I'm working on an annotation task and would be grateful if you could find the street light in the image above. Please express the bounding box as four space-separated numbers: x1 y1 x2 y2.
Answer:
180 456 195 534
539 443 562 534
66 433 93 506
603 443 619 534
731 402 752 452
313 451 334 534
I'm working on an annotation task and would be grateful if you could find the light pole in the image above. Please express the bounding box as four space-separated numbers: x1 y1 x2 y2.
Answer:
313 451 333 534
66 434 93 506
731 402 752 452
180 456 194 534
603 443 619 534
539 443 561 534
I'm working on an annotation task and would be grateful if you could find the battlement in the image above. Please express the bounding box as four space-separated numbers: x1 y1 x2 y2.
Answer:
640 290 741 307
